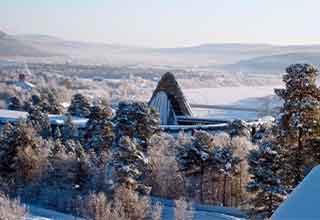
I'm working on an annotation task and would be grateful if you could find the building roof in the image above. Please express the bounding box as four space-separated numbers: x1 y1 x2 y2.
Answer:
149 91 177 125
0 109 28 123
5 80 35 91
149 72 192 124
272 165 320 220
0 109 88 128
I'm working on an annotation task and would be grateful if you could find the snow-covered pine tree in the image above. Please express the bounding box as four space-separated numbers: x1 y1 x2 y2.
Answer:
0 121 48 186
46 139 88 193
43 89 63 114
275 64 320 189
114 101 160 149
31 89 63 114
31 94 41 107
111 101 160 194
178 130 215 202
68 93 91 118
84 105 114 154
230 120 251 139
212 145 240 206
0 123 14 174
112 136 150 192
53 126 62 140
27 107 52 138
247 134 286 218
7 96 22 111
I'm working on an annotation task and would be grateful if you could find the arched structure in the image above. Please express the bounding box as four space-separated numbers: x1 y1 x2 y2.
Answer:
149 72 192 125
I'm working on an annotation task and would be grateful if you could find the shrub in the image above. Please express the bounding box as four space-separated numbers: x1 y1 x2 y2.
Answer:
83 186 154 220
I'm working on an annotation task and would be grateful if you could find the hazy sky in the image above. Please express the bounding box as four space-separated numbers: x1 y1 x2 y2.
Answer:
1 0 320 47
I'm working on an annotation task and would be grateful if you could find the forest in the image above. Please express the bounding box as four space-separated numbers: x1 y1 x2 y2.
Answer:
0 63 319 220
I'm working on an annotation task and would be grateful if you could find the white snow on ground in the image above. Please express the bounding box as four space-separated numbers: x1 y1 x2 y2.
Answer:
28 198 247 220
27 205 83 220
272 165 320 220
184 86 282 120
153 197 246 220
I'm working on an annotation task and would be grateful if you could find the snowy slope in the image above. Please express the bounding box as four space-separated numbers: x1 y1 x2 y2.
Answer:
28 198 247 220
272 165 320 220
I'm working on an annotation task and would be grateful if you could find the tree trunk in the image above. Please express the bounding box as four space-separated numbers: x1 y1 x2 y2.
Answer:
268 193 273 217
295 127 303 186
200 165 204 203
223 174 227 206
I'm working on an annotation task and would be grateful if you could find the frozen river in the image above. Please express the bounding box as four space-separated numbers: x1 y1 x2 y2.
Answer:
184 85 282 120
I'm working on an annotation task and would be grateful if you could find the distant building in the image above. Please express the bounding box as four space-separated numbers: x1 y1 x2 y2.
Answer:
0 109 88 138
5 73 35 91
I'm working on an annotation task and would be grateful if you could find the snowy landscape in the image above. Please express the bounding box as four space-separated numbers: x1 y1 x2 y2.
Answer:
0 37 317 220
3 1 320 220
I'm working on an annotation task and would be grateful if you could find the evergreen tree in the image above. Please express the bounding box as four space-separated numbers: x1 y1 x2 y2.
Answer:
32 88 64 114
84 105 114 154
111 101 160 194
29 90 63 114
46 139 88 192
247 135 286 218
49 138 64 158
275 64 320 189
114 101 160 149
178 130 240 204
212 145 240 206
230 120 251 138
0 121 48 186
112 136 150 193
7 96 22 111
31 94 41 107
27 107 52 138
44 89 63 114
53 126 62 140
68 93 91 118
178 130 215 202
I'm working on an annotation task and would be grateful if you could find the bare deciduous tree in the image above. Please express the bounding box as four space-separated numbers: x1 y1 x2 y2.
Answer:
0 194 27 220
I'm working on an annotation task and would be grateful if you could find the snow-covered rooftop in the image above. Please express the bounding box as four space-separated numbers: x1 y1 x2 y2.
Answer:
49 114 88 128
0 109 28 123
272 165 320 220
5 80 35 91
0 109 88 128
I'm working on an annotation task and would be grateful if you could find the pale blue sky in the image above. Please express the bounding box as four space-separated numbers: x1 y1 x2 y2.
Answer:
1 0 320 47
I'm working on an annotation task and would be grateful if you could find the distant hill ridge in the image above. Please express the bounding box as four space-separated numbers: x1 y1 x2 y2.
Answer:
0 30 58 57
2 30 320 72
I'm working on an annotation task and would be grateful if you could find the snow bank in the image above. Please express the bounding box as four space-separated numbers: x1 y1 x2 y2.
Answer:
272 165 320 220
152 197 246 219
27 198 246 220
